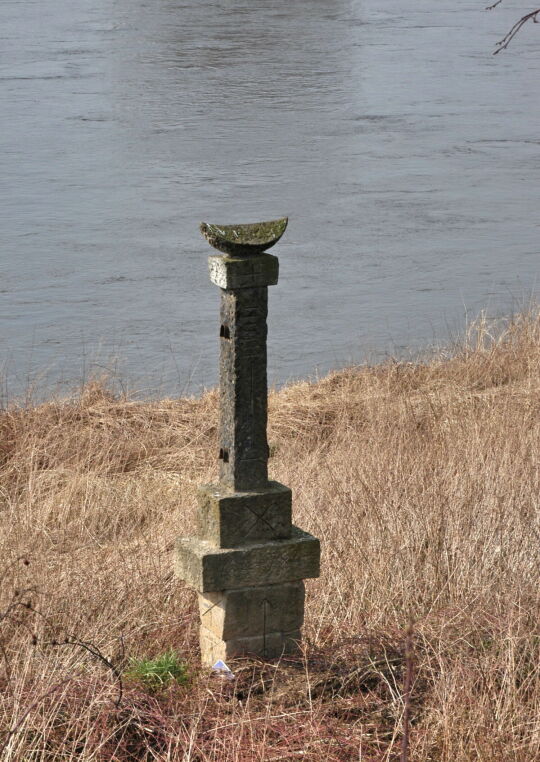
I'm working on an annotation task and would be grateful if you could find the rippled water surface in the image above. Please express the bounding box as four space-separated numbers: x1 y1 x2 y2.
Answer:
1 0 539 398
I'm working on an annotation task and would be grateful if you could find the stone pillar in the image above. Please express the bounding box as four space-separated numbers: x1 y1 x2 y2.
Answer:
176 220 320 664
218 285 269 491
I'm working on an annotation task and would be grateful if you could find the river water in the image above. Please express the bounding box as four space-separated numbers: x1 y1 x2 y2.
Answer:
1 0 539 399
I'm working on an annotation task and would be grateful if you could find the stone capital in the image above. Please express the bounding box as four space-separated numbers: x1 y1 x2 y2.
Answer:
208 253 279 290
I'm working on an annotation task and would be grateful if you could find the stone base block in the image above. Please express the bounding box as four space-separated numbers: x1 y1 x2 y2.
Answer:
176 526 320 593
198 582 304 640
200 625 301 665
197 481 292 547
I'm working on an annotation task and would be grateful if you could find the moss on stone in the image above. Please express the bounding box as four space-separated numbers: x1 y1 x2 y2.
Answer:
200 217 288 256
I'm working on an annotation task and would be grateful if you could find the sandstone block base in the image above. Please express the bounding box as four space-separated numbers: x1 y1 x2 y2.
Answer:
200 625 301 664
198 582 305 640
176 526 320 593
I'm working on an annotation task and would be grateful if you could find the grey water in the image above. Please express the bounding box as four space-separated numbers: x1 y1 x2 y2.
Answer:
1 0 539 399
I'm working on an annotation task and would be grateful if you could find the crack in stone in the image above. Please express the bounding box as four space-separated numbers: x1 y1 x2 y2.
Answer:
200 597 224 619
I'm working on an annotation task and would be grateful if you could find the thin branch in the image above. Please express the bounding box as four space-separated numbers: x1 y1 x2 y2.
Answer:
1 576 123 709
400 620 414 762
0 556 30 589
46 636 124 707
0 581 40 684
0 640 11 686
494 8 540 54
0 679 72 756
0 592 37 626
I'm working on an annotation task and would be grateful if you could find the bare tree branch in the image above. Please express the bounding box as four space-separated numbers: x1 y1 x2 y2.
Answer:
486 1 540 54
494 9 540 53
46 635 124 708
0 679 73 756
400 620 414 762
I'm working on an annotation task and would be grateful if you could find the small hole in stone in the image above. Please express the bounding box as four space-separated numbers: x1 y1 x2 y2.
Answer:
219 448 224 460
220 324 230 339
222 449 229 463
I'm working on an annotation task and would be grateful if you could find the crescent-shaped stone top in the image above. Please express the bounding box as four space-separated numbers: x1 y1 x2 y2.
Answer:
200 217 288 256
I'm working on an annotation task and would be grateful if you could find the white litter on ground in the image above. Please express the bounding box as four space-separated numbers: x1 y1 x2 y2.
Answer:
211 660 235 680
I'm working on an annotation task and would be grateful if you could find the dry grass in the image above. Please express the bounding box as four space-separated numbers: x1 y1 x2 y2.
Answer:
1 310 539 761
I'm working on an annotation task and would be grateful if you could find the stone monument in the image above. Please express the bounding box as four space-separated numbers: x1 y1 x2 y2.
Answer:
176 218 320 664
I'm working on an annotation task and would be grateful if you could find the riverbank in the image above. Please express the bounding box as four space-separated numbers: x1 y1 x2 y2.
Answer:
1 310 539 760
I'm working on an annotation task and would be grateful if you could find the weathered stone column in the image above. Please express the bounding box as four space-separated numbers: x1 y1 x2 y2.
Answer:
176 218 320 664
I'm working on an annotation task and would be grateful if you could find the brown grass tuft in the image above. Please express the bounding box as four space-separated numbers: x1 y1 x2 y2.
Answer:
1 310 540 760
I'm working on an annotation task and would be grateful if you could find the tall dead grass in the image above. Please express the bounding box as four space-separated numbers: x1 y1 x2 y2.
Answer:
1 310 539 760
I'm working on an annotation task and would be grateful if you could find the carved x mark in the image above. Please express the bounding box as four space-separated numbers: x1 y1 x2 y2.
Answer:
244 504 276 539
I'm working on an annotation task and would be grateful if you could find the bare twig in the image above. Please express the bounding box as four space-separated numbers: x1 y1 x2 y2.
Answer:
46 635 124 708
400 620 414 762
0 556 30 588
0 559 39 686
0 640 11 686
1 566 123 709
493 8 540 53
0 678 72 756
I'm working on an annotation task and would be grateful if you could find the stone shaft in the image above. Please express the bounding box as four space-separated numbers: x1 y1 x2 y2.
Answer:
219 286 269 491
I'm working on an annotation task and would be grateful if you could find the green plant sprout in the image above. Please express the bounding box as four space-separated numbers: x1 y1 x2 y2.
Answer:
124 651 189 691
